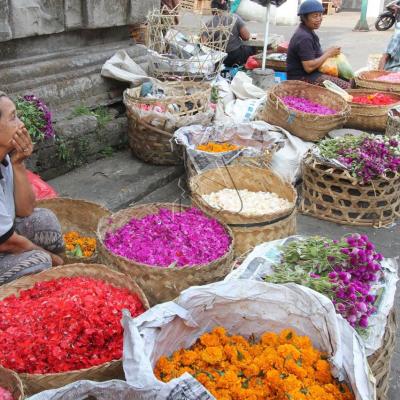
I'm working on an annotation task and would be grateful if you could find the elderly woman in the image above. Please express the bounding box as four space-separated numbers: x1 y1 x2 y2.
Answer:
0 91 64 284
286 0 350 89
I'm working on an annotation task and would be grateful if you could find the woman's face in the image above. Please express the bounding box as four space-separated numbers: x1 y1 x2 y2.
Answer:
0 97 23 151
304 12 323 30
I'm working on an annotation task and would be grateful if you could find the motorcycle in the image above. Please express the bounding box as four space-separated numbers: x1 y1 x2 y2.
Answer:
375 0 400 31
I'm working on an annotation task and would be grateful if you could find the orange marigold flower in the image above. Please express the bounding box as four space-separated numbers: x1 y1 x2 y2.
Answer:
261 331 278 346
200 332 221 347
200 346 224 365
181 350 198 366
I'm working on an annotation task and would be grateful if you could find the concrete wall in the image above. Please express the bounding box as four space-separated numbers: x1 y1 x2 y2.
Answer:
0 0 160 43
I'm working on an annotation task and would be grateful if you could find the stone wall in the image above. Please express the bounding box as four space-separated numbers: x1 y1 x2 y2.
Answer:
0 0 160 42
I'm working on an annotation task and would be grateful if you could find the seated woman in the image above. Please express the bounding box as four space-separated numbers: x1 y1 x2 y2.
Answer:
0 91 64 285
203 0 255 67
379 31 400 72
286 0 350 89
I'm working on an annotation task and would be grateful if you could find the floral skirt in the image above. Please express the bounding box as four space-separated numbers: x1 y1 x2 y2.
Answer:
302 73 351 89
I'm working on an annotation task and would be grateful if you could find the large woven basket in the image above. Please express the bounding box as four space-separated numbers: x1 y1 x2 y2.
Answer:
97 203 235 305
259 80 351 142
38 198 111 265
0 264 149 396
300 151 400 227
189 165 297 255
0 366 24 400
355 70 400 93
124 82 211 165
345 89 400 132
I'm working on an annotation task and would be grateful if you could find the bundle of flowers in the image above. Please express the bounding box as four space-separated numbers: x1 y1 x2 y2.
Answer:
0 277 145 374
0 387 12 400
374 72 400 83
15 95 54 142
104 208 231 267
281 96 337 115
265 234 383 331
351 93 398 105
64 231 96 258
196 142 240 153
318 134 400 183
155 326 354 400
202 189 293 217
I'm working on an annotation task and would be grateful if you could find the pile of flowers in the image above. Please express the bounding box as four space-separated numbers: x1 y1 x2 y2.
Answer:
0 387 12 400
64 231 96 258
15 95 54 142
104 208 231 267
351 92 398 106
375 72 400 83
281 96 337 115
318 134 400 183
0 277 145 374
155 326 354 400
202 189 293 217
196 142 240 153
265 234 383 331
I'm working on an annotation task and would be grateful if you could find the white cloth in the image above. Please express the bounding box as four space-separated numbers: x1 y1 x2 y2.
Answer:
0 155 15 239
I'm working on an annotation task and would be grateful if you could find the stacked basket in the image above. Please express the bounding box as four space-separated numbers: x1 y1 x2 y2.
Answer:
355 70 400 93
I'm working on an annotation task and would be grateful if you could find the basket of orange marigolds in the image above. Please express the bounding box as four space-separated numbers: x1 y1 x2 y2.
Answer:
173 122 285 178
38 198 111 264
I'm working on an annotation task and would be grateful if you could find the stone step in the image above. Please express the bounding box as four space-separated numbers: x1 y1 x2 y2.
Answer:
47 150 184 211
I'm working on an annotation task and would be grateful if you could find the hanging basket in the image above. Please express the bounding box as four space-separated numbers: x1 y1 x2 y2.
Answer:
38 198 111 265
0 264 149 396
189 165 297 255
97 203 235 305
259 81 351 142
345 89 400 132
124 82 212 165
355 70 400 93
300 151 400 227
0 366 24 400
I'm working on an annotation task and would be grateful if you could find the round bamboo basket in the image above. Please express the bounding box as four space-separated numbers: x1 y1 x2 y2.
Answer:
259 80 351 142
355 70 400 93
124 82 211 165
300 151 400 227
189 165 297 255
38 198 111 265
0 366 24 400
345 89 400 132
0 264 149 396
97 203 235 306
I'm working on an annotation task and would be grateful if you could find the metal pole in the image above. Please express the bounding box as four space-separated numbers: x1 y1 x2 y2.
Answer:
262 2 271 70
354 0 369 31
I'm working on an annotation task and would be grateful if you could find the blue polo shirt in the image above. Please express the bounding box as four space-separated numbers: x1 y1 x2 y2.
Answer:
286 24 323 81
0 155 15 244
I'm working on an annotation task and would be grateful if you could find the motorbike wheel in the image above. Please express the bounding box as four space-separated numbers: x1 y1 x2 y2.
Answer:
375 12 396 31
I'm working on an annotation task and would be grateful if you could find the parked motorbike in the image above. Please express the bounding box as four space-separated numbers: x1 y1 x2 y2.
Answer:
375 0 400 31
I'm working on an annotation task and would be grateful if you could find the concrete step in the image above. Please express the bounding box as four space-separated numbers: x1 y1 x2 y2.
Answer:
48 150 184 211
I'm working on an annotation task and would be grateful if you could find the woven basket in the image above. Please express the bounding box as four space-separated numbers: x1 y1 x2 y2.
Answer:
0 264 149 396
124 82 211 165
255 53 286 71
0 366 24 400
345 89 400 132
37 198 111 265
386 108 400 137
130 23 148 45
300 152 400 227
355 70 400 93
97 203 235 305
189 165 297 255
259 80 351 142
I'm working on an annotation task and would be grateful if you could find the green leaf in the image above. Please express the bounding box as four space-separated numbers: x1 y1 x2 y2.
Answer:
237 350 245 361
73 245 83 257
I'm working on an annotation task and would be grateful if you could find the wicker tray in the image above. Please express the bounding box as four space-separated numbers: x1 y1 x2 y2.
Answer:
300 151 400 227
189 165 297 255
0 366 24 400
259 81 351 142
38 198 111 265
345 89 400 132
355 70 400 93
0 264 149 396
97 203 235 306
124 82 211 165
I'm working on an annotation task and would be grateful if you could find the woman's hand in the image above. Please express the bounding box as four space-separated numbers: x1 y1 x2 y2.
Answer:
325 46 341 58
10 127 33 165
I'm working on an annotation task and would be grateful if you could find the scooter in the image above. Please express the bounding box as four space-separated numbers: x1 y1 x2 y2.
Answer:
375 0 400 31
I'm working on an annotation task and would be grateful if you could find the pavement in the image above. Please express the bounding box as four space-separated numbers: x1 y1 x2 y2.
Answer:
48 12 400 399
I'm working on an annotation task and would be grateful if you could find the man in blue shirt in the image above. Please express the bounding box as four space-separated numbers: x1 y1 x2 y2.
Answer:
0 91 64 284
379 31 400 72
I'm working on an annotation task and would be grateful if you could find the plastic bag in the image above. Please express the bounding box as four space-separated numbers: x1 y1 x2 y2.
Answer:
336 53 355 80
319 57 339 77
27 171 57 200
